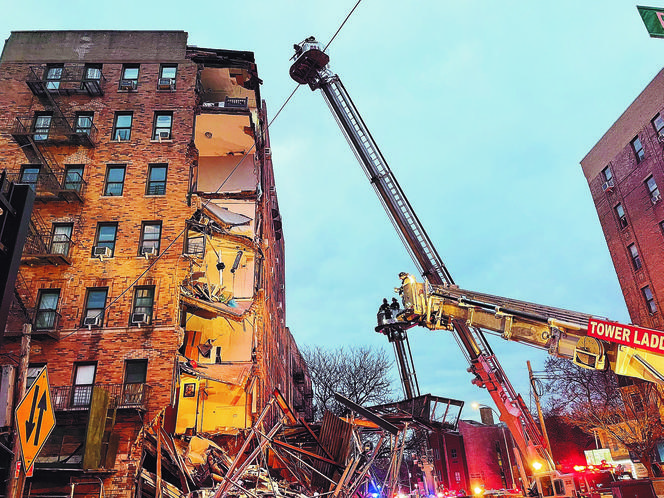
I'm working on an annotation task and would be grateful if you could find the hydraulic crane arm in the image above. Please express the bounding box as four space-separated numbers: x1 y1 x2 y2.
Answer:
290 37 554 478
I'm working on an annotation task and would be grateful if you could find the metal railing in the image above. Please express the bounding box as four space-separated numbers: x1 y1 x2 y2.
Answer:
26 65 106 97
50 383 150 411
4 170 87 200
22 232 73 258
12 115 98 146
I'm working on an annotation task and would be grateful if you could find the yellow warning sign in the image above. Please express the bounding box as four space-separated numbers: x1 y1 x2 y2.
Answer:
15 366 56 469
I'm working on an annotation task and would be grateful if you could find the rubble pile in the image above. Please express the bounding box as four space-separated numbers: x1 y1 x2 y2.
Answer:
135 390 420 498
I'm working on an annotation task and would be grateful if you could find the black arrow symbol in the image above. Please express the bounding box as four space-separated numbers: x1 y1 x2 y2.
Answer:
25 384 40 441
33 392 47 446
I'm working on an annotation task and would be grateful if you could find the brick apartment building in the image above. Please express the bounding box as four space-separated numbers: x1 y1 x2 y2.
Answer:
581 68 664 331
0 30 311 496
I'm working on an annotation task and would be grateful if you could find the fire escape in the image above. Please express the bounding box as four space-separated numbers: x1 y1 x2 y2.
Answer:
6 64 105 336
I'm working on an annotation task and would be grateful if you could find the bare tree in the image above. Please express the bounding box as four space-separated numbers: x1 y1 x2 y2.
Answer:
543 357 664 476
302 345 395 418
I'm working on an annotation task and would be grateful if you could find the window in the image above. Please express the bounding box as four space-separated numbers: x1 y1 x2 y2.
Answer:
33 113 52 141
602 166 612 182
72 363 96 407
83 288 107 326
615 203 628 229
131 286 155 325
122 360 147 405
628 243 642 271
119 64 139 89
51 223 73 256
146 164 167 195
94 223 118 256
44 64 63 90
27 364 45 389
185 225 205 256
35 289 60 330
74 112 93 135
643 286 657 314
152 112 173 140
450 448 457 459
139 221 162 256
653 114 664 136
158 64 177 90
83 63 102 81
632 136 645 163
63 165 84 192
104 164 126 196
646 176 661 202
112 112 132 141
20 165 40 189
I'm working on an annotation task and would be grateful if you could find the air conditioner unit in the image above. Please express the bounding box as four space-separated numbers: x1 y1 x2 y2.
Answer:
119 79 137 91
93 246 112 260
601 179 614 192
652 194 662 205
83 316 101 329
158 131 170 142
131 313 149 327
141 246 157 259
658 133 664 144
157 78 175 90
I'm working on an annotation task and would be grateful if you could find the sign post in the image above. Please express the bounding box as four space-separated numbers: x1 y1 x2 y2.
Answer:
14 366 56 470
637 5 664 38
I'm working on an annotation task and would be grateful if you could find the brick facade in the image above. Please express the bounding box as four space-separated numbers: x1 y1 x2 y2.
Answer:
0 30 311 496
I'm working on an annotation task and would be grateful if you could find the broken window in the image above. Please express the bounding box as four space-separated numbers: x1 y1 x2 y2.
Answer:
185 224 205 257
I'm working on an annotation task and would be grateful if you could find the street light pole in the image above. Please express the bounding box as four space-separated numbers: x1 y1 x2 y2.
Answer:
472 403 515 490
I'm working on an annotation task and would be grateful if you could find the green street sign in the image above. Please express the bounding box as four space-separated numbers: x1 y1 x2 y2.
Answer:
638 5 664 38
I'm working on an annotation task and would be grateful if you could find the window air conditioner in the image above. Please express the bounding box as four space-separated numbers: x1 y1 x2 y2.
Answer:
601 179 614 192
141 246 157 258
119 79 137 91
157 78 175 90
131 313 149 327
158 131 170 142
652 194 662 205
84 316 101 329
93 246 112 260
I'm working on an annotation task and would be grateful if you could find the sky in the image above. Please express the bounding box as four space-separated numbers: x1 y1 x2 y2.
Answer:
3 2 663 421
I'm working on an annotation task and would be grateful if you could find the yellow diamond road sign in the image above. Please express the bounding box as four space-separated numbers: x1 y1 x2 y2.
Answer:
15 366 56 469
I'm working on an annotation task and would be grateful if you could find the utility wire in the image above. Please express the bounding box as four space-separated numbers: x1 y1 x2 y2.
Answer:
62 0 362 338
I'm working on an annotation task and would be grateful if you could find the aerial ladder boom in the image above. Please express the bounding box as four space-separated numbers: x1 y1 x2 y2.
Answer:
290 37 554 480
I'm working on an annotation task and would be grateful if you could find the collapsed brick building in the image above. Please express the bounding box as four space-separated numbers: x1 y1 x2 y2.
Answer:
0 30 312 496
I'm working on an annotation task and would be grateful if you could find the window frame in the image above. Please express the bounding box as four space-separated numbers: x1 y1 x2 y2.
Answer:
51 223 73 256
74 112 94 135
33 112 53 141
44 64 64 90
35 288 60 330
631 136 645 163
112 112 133 141
83 63 102 81
602 166 613 182
158 64 177 91
119 64 140 90
628 243 642 271
122 359 148 406
131 286 155 325
653 114 664 136
152 111 173 141
646 175 661 202
103 164 126 196
93 223 118 257
20 165 41 189
72 362 97 407
615 203 628 229
63 164 84 192
146 164 168 195
139 221 162 256
643 286 657 314
82 287 108 327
